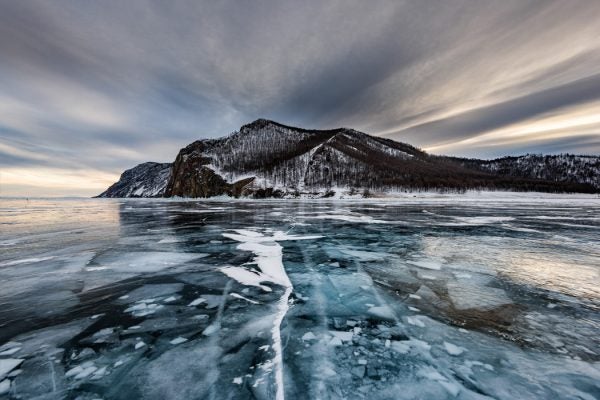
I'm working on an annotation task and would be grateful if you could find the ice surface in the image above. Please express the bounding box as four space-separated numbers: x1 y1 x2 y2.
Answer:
135 341 146 350
230 293 260 304
450 216 515 225
92 252 203 273
302 213 392 224
407 259 443 270
447 281 512 310
0 256 56 267
1 197 599 400
169 337 188 345
188 297 207 306
220 266 273 291
0 359 23 380
443 341 465 356
329 331 354 342
0 347 21 356
0 379 10 395
221 228 322 400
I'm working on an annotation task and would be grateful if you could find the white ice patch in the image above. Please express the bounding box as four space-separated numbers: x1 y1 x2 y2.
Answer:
170 337 188 345
134 341 146 350
329 330 354 342
0 358 24 380
368 305 395 320
202 323 219 336
124 302 163 317
0 256 55 267
303 214 391 224
406 316 426 328
443 341 465 356
220 228 321 400
447 282 512 310
0 379 10 395
157 237 181 244
221 230 321 290
0 347 21 356
390 338 431 355
230 293 259 304
391 341 410 354
450 216 515 225
188 297 206 306
91 252 203 273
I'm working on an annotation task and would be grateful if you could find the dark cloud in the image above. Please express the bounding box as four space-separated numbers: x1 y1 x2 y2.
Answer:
0 0 599 195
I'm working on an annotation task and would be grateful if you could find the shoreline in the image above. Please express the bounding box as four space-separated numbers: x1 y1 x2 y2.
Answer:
2 190 600 203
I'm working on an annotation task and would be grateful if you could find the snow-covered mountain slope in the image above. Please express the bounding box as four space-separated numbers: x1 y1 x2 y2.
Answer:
166 119 425 193
454 154 600 190
98 119 599 198
97 162 171 198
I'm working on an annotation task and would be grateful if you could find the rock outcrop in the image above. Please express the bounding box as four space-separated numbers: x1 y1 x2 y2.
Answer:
163 140 255 197
97 162 171 198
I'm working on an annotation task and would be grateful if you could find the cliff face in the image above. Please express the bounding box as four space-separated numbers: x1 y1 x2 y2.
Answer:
97 162 171 198
164 140 255 198
97 119 600 198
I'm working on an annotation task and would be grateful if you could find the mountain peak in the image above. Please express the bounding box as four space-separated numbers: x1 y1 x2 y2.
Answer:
240 118 355 136
240 118 279 131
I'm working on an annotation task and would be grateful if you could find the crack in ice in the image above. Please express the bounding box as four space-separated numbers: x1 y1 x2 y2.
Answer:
221 229 321 400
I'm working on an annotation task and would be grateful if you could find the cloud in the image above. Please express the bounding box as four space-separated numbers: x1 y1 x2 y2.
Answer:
394 74 600 149
0 0 599 195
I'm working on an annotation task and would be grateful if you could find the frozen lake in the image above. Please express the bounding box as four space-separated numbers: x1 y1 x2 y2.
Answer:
1 195 599 399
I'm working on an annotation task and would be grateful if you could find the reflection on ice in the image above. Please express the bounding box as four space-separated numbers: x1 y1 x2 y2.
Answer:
0 197 599 399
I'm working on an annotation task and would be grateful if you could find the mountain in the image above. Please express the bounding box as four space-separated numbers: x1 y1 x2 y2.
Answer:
97 162 171 198
97 119 599 198
450 154 600 190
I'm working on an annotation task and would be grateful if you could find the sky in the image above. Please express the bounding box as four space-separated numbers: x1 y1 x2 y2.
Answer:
1 0 599 197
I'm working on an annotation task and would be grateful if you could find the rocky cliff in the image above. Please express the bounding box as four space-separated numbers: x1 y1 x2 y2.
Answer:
97 162 171 198
163 140 255 197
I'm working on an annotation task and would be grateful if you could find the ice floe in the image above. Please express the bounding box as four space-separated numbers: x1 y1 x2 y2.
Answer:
188 297 206 306
447 281 512 310
169 337 188 345
443 341 465 356
0 359 23 380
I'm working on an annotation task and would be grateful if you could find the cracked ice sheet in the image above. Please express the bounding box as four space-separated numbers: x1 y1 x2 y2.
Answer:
3 199 600 400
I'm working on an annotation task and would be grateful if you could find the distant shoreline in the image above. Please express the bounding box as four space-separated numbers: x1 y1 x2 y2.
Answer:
2 191 599 202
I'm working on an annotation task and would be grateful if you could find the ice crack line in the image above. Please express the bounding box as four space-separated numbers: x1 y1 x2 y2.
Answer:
221 229 321 400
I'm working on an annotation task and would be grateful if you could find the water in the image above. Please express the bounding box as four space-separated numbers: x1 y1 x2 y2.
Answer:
1 196 599 399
